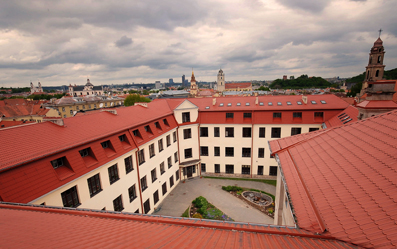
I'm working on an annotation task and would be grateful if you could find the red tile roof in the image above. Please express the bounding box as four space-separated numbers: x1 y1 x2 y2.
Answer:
269 110 397 248
225 82 252 89
356 100 397 109
340 97 355 105
0 120 35 129
0 100 174 172
0 99 49 117
324 105 358 128
0 203 360 248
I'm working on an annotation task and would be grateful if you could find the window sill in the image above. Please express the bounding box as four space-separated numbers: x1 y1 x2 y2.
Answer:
161 171 165 175
90 189 103 198
126 169 134 174
130 196 137 203
152 178 157 183
110 178 120 185
142 186 148 192
139 161 145 166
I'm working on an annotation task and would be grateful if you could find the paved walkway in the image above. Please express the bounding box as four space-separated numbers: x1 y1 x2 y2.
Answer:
155 177 276 224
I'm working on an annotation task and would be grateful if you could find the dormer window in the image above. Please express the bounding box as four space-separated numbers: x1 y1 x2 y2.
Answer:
101 141 110 149
155 122 162 130
163 118 169 126
182 112 190 123
144 125 153 134
79 148 89 157
51 157 65 169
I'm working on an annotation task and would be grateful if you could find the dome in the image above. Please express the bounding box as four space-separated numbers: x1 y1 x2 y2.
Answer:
85 79 94 86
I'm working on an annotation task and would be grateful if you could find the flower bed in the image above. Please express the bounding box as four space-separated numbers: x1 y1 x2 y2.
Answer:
187 196 233 221
222 185 275 218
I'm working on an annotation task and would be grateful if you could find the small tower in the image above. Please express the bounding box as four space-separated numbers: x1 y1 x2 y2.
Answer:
217 69 225 92
190 70 198 97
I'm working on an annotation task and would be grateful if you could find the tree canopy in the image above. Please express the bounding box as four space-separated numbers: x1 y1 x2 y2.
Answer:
124 94 151 107
269 74 331 89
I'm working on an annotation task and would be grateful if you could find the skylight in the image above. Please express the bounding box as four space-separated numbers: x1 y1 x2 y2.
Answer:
259 102 264 106
246 103 250 106
268 102 273 106
297 101 302 105
277 102 282 106
311 101 317 104
237 103 241 106
321 100 326 104
205 106 209 109
227 103 232 106
287 102 292 105
220 103 224 107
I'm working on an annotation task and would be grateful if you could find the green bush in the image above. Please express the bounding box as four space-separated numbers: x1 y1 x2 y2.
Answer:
192 196 209 215
222 186 243 192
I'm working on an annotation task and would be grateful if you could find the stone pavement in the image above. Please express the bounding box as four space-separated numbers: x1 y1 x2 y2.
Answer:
154 177 276 224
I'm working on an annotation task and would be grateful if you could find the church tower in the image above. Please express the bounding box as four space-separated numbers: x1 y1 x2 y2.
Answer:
190 69 198 97
362 33 385 91
216 69 225 92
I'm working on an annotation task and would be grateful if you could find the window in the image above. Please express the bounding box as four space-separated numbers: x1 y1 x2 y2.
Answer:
61 186 80 208
215 164 220 173
226 113 234 118
309 128 319 132
243 113 252 118
293 112 302 118
259 128 266 138
176 169 180 181
87 174 102 197
182 112 190 123
162 182 167 195
242 127 251 137
226 165 234 174
200 146 209 156
271 127 281 138
160 162 165 174
242 148 251 157
141 176 148 192
258 148 265 158
125 156 133 173
168 156 172 168
113 195 123 212
311 101 317 104
200 127 208 137
153 190 159 204
174 151 178 163
155 121 162 130
201 163 206 173
108 164 119 184
158 139 164 152
225 127 234 137
149 143 155 158
170 175 174 187
79 148 89 157
258 166 264 175
144 125 153 135
138 149 145 165
214 147 220 156
82 105 86 109
133 129 142 138
291 127 302 136
119 134 127 142
166 135 171 147
173 131 177 142
144 199 150 214
101 140 110 149
134 209 139 214
242 165 250 175
320 100 326 104
225 147 234 157
76 106 79 110
185 148 192 159
314 112 324 118
151 168 157 183
128 185 137 202
269 166 278 176
51 157 66 169
70 110 73 115
214 127 220 137
62 107 65 112
273 112 282 118
163 118 169 126
183 128 191 139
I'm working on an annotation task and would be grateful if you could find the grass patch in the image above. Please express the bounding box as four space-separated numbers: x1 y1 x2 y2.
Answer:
181 206 189 217
203 176 277 186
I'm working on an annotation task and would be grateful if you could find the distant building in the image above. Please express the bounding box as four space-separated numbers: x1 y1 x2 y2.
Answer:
68 79 104 97
155 81 163 89
215 69 225 92
182 75 185 87
169 78 174 85
283 75 287 80
190 70 198 96
30 81 43 94
225 82 252 92
290 76 294 80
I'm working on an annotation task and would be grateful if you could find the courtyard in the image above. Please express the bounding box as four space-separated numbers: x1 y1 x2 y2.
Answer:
154 177 276 224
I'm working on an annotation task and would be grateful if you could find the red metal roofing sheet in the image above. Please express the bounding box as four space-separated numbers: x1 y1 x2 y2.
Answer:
270 110 397 249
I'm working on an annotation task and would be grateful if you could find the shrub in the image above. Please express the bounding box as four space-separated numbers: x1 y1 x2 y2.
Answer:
268 208 274 214
222 186 243 192
192 213 203 219
192 196 209 215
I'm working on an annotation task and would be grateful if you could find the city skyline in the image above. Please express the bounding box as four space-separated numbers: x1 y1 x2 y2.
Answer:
0 0 396 87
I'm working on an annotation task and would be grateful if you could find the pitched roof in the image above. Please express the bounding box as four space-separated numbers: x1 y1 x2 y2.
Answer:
324 105 358 128
0 100 49 118
0 100 174 171
0 203 359 248
0 120 35 129
356 100 397 109
269 110 397 248
225 82 252 89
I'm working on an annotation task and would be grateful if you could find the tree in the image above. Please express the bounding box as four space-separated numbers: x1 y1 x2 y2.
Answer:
257 86 270 91
124 94 151 107
347 82 362 97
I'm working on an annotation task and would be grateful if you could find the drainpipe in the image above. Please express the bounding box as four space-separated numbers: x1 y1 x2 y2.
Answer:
250 110 254 178
128 129 144 214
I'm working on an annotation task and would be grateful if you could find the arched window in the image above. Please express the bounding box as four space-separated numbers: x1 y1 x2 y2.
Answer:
378 56 381 63
376 70 379 77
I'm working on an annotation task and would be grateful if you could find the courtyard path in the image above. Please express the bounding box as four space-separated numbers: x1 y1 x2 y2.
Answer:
155 177 275 224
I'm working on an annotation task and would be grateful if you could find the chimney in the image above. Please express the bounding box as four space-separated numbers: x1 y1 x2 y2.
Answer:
302 96 308 104
255 97 259 105
48 118 64 126
102 109 118 115
212 98 216 106
134 102 148 108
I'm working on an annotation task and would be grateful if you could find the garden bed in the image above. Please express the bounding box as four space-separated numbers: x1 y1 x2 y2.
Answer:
222 185 275 218
186 196 233 221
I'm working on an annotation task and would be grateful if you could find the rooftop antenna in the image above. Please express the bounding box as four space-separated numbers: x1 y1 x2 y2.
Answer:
378 28 382 38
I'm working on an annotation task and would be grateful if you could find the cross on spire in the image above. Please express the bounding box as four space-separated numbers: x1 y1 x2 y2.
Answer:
378 28 382 38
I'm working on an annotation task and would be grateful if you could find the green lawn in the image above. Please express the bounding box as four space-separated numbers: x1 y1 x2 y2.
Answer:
203 176 277 186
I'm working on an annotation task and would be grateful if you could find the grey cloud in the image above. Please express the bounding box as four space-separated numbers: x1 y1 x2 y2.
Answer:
276 0 331 13
115 36 133 48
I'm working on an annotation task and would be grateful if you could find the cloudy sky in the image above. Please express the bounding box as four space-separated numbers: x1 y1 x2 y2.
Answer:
0 0 396 87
